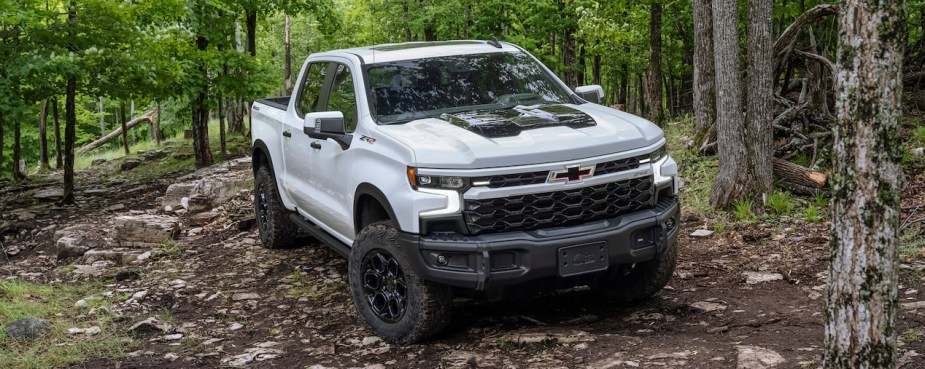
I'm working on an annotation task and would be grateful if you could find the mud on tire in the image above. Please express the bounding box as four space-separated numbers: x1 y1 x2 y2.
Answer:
591 240 678 303
254 166 300 249
348 221 452 344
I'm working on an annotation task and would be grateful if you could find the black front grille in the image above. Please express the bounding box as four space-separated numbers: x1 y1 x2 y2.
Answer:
472 171 548 188
594 156 644 175
472 156 644 189
463 177 656 235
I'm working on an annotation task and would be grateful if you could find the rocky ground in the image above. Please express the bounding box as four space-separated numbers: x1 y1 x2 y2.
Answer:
1 150 924 369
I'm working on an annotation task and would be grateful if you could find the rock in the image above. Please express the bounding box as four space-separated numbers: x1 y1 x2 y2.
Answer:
236 218 256 231
128 317 172 335
173 153 192 160
120 159 143 171
161 170 251 212
91 158 108 166
82 249 147 266
647 350 694 360
3 317 51 341
4 246 22 256
690 301 727 313
690 229 714 237
743 272 784 285
232 292 260 301
33 188 64 200
221 344 284 367
913 147 924 157
140 150 168 161
163 333 183 340
189 210 220 226
736 346 785 369
105 204 126 212
113 214 180 248
360 336 381 346
54 224 108 253
57 236 90 259
484 330 594 345
901 301 925 310
67 326 101 335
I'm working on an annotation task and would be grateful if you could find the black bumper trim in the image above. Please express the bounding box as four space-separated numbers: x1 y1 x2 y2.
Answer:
399 196 680 292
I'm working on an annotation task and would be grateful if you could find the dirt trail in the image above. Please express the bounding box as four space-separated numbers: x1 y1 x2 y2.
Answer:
2 158 924 369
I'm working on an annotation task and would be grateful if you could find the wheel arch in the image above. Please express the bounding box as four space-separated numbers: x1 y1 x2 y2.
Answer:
354 183 401 233
252 139 274 176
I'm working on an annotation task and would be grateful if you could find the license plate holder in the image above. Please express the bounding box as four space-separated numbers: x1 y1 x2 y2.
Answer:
558 242 608 277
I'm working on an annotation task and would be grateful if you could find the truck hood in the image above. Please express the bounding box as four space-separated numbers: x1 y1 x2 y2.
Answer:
377 104 663 169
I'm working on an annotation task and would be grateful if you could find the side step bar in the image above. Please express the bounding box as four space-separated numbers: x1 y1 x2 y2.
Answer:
288 214 351 258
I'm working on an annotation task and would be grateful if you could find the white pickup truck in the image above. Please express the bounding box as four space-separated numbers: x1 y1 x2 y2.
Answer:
250 40 680 344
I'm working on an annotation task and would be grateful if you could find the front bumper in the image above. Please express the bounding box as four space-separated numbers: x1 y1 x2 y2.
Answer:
399 196 680 295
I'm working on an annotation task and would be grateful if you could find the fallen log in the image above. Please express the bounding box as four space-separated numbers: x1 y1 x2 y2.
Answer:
773 157 827 195
77 108 159 154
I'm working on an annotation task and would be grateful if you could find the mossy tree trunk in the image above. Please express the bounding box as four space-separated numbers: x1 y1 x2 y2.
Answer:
692 0 716 144
646 2 663 125
824 0 906 367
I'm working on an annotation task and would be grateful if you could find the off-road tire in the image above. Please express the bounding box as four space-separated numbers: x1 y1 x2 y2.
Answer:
348 221 452 344
254 166 300 249
591 241 678 303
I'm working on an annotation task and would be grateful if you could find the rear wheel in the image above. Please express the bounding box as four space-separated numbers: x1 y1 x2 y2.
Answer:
590 241 678 303
348 221 452 344
254 166 300 249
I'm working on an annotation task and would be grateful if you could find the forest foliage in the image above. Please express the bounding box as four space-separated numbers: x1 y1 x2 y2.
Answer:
0 0 923 179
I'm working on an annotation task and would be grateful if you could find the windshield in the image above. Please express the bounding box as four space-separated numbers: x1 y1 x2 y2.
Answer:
366 52 574 124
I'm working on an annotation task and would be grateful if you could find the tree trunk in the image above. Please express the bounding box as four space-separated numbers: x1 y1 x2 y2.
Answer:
620 56 629 105
245 5 256 57
0 112 4 176
154 101 161 145
77 110 157 154
744 0 774 207
12 119 24 180
577 40 586 86
646 2 664 124
284 14 292 94
562 27 576 88
119 100 130 155
39 99 50 171
693 0 716 138
53 97 61 168
192 34 213 168
98 96 105 136
824 0 905 367
219 97 226 156
709 0 753 209
63 2 77 204
403 2 412 42
637 73 646 115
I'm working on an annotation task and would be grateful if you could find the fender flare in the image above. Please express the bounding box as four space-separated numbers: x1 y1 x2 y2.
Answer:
354 183 400 232
252 139 275 177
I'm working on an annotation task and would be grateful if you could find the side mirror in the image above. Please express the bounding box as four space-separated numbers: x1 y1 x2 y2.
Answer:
303 111 352 150
303 111 345 135
575 85 604 104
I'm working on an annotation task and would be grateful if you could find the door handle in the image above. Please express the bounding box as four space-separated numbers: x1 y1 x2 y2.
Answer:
310 142 322 150
282 130 292 138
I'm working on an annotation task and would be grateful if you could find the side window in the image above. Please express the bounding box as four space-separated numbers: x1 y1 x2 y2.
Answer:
326 64 359 133
297 62 328 117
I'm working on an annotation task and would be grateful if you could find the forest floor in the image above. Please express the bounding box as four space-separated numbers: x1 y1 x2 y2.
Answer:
1 130 925 369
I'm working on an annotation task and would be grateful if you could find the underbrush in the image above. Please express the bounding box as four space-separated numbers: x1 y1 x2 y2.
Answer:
0 280 134 369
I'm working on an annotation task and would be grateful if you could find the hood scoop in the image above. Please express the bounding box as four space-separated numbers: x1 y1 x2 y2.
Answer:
440 104 596 138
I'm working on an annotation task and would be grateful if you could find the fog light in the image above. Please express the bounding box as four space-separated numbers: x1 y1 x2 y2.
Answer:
436 255 448 265
665 217 676 229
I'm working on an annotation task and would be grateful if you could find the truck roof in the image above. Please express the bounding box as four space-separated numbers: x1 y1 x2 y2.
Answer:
310 40 522 64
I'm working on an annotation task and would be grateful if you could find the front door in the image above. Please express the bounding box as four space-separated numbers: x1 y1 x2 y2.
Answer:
306 61 360 238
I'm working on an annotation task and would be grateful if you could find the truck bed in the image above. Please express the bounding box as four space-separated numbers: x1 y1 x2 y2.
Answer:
255 96 290 111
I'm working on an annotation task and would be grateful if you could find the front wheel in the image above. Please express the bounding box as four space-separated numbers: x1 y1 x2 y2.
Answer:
590 241 678 303
348 221 452 344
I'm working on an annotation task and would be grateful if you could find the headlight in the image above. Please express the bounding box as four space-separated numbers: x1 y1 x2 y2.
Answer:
407 167 469 191
641 144 668 164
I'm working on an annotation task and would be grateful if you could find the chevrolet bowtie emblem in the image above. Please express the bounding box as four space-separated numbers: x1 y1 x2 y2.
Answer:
548 165 595 184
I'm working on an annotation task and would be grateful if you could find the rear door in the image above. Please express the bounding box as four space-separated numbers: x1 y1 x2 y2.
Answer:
281 61 332 211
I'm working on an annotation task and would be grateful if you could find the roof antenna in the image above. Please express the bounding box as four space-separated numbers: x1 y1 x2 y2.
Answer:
488 37 502 49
